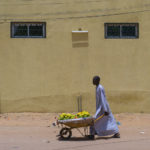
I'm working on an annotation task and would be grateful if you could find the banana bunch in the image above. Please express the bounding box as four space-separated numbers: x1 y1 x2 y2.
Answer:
76 111 90 118
58 111 90 120
58 113 75 120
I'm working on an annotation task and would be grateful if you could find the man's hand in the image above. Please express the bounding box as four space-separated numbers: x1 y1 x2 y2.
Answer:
104 112 109 116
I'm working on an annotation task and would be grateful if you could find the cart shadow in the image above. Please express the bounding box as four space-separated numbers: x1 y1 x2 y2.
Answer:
58 136 114 141
58 137 89 141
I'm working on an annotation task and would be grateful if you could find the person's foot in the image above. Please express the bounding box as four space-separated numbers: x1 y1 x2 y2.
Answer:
113 133 120 138
87 135 95 140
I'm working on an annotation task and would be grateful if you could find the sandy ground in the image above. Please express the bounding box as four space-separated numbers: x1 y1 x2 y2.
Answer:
0 113 150 150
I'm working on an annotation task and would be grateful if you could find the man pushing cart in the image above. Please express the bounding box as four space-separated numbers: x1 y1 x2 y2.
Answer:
89 76 120 139
57 76 120 140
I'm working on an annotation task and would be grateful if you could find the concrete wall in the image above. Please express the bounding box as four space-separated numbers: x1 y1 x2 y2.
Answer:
0 0 150 113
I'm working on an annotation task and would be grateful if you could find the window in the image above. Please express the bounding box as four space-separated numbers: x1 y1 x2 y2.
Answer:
11 22 46 38
105 23 139 39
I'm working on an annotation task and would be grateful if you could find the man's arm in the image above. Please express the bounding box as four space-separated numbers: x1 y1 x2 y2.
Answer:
94 88 102 118
100 88 110 115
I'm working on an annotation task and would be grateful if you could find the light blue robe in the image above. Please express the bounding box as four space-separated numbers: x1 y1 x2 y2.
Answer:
91 84 119 136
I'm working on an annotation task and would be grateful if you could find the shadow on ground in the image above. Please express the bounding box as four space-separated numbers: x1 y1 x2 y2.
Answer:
57 136 114 141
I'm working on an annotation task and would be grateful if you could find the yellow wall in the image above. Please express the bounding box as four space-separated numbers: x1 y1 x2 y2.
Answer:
0 0 150 113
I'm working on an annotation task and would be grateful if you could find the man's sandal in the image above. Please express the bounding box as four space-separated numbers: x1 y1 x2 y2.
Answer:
113 133 120 138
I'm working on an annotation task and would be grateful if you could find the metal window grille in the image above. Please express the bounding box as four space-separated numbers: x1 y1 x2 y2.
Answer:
105 23 139 39
11 22 46 38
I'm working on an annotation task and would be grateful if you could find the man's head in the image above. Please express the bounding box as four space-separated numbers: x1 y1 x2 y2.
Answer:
93 76 100 86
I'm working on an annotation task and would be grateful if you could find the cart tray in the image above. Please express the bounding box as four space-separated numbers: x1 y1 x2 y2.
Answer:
58 117 94 128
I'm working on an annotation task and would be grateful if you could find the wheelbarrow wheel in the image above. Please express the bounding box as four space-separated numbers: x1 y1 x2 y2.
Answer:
60 127 72 139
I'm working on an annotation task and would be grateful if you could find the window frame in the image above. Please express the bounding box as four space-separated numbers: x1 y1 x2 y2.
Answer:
105 23 139 39
11 22 46 38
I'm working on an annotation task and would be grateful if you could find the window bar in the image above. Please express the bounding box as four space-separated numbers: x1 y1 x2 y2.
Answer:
120 25 122 38
105 24 107 38
43 24 45 38
135 24 138 38
11 24 14 37
27 24 30 37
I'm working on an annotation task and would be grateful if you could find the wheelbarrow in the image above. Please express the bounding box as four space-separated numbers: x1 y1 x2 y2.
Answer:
57 114 105 139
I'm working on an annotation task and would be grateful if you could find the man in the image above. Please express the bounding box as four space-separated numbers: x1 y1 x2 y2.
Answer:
89 76 120 139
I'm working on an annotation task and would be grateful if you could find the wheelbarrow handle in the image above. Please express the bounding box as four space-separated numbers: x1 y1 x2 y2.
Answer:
94 114 105 123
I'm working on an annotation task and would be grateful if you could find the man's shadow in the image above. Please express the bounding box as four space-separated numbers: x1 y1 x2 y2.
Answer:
58 136 114 141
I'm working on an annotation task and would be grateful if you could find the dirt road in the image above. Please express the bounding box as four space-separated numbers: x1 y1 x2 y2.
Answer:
0 113 150 150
